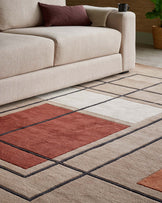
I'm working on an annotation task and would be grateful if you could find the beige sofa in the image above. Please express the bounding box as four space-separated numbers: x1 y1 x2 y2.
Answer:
0 0 136 106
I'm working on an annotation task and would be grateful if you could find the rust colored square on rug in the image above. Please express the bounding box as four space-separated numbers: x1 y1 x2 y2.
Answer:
138 169 162 192
0 104 128 169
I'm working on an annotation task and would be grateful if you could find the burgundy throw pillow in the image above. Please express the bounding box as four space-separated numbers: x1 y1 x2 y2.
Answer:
38 3 91 26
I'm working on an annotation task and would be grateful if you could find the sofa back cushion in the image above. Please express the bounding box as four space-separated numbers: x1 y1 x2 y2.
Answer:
0 0 65 31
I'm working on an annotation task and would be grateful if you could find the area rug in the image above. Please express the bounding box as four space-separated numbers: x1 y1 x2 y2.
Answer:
0 103 128 169
0 64 162 202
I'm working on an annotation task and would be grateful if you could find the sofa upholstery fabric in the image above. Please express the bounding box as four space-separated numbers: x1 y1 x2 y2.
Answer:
84 6 117 27
39 3 91 26
0 33 54 79
0 54 122 105
107 11 136 71
0 3 135 106
6 26 121 66
0 0 65 31
83 6 135 71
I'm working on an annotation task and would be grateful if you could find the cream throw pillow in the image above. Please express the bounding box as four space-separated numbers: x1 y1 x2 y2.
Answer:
84 5 117 27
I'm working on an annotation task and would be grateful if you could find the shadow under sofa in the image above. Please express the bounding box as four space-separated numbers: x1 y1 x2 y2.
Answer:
0 0 136 106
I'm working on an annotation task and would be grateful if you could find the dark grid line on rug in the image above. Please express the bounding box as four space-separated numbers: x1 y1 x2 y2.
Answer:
0 118 161 178
80 78 162 107
108 81 162 92
0 139 57 162
0 72 161 115
0 85 141 137
89 174 162 203
99 73 162 82
0 162 58 178
88 83 162 98
59 135 161 174
98 73 162 91
91 82 136 90
79 74 137 89
0 110 75 136
136 73 162 80
2 79 160 137
90 81 162 106
62 156 162 203
107 82 145 90
0 73 138 114
88 88 162 105
143 90 162 96
125 95 162 106
0 96 123 137
1 135 161 202
0 185 30 201
99 73 138 83
23 136 162 202
89 88 121 96
88 137 162 173
84 81 162 108
0 82 105 115
107 79 162 91
0 86 88 114
59 118 162 163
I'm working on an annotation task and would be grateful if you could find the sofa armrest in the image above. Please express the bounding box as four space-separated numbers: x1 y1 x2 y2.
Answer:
107 11 136 71
84 6 136 71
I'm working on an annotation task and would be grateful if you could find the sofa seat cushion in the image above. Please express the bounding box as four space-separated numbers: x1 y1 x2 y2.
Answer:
0 33 54 79
6 26 121 66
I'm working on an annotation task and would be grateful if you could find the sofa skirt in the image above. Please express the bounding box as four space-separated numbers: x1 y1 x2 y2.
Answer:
0 54 122 106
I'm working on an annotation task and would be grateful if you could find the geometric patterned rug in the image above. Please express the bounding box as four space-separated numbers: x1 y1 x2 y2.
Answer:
0 64 162 202
0 104 128 169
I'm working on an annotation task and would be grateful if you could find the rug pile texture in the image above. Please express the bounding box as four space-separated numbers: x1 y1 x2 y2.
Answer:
0 64 162 202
